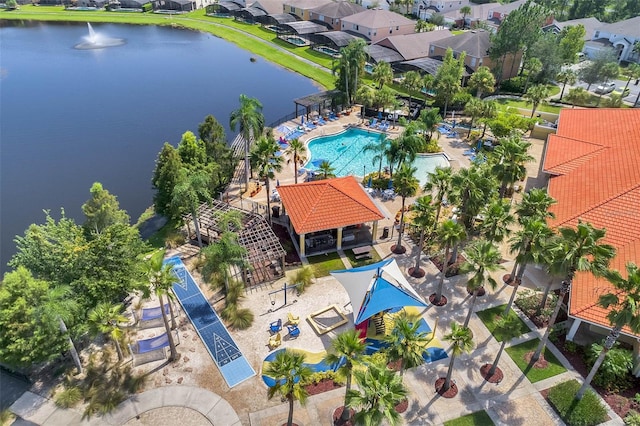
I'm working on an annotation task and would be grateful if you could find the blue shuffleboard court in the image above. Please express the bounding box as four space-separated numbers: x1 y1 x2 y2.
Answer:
165 256 256 388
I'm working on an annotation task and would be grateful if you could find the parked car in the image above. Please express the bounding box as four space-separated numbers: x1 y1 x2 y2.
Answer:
595 82 616 94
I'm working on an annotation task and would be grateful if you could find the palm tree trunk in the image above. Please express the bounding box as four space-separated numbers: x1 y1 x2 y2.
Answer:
159 293 177 361
560 82 567 100
265 178 272 225
463 289 479 328
435 245 450 303
467 118 474 137
443 99 449 122
168 299 177 330
531 280 570 363
293 158 299 185
488 340 507 377
481 122 488 138
191 207 203 248
244 135 250 193
576 326 621 400
442 353 457 392
114 337 124 362
287 396 294 426
414 229 425 272
59 318 82 374
378 157 383 177
396 198 407 250
503 282 520 317
341 369 352 421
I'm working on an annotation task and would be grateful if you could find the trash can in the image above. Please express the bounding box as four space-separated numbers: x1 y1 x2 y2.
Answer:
272 206 280 218
381 226 390 239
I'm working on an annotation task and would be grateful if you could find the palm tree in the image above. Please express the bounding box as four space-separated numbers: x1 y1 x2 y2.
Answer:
531 221 616 363
478 198 514 244
334 39 367 106
201 231 248 294
438 322 473 394
449 165 496 232
515 188 556 222
402 70 422 109
564 87 590 108
318 160 335 179
230 94 265 192
460 239 503 328
409 195 436 278
621 64 640 94
484 314 523 379
284 139 307 184
142 249 178 361
467 66 496 98
265 349 312 426
491 136 534 198
556 69 577 101
463 97 484 137
384 312 429 377
479 100 497 138
88 302 129 362
323 330 367 422
346 361 407 426
423 166 452 228
522 57 542 93
363 133 389 178
422 74 435 102
576 262 640 400
432 219 466 305
251 135 283 224
171 168 210 247
524 84 551 118
391 164 419 254
372 61 393 89
459 5 471 27
417 108 442 142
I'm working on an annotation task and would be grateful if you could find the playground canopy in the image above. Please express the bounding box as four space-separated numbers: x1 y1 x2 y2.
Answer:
331 259 427 325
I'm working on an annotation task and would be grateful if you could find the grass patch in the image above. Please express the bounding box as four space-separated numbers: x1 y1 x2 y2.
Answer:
496 98 562 114
444 410 494 426
307 252 344 277
145 218 181 248
344 247 381 268
477 304 530 341
547 379 608 426
505 338 567 383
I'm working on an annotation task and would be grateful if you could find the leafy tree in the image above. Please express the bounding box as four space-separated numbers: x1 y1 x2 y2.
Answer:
171 168 211 247
531 221 616 363
487 111 532 138
410 195 436 277
5 0 17 9
251 135 283 224
152 142 183 218
373 86 396 114
524 84 551 118
385 312 429 377
230 94 264 192
81 182 130 236
556 69 577 100
460 239 503 328
433 219 466 305
87 302 128 362
0 267 69 369
417 108 442 142
323 330 366 422
564 87 590 108
576 262 640 400
529 32 566 81
284 139 307 184
522 57 542 93
468 66 496 99
558 24 586 64
265 350 312 426
435 48 466 118
414 19 434 33
364 133 389 177
485 314 524 378
318 160 335 179
621 64 640 95
602 92 624 108
333 39 367 106
392 164 419 253
201 230 248 294
372 61 393 89
579 51 619 90
422 74 435 103
177 131 207 168
568 0 607 20
430 13 445 28
402 70 422 109
491 135 534 198
479 198 514 244
439 322 473 393
423 166 452 228
346 361 407 426
198 114 226 159
463 97 484 137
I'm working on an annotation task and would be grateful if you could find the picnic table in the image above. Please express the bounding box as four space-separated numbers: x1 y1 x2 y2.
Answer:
352 245 373 260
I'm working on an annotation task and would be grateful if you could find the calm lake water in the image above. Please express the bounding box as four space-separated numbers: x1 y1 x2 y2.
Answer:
0 21 319 272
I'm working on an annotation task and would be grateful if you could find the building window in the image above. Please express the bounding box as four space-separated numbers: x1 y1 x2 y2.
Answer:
594 31 599 38
470 57 476 67
396 26 399 30
430 45 434 54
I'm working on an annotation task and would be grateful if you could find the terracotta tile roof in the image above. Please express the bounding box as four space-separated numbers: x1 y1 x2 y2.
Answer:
277 176 386 235
543 109 640 333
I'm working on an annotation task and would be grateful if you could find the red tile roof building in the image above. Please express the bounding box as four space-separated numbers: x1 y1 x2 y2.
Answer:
543 109 640 335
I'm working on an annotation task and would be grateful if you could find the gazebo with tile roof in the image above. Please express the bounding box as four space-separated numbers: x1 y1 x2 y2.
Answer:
276 176 387 256
542 109 640 352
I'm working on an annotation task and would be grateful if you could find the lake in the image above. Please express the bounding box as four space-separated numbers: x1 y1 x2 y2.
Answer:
0 21 320 272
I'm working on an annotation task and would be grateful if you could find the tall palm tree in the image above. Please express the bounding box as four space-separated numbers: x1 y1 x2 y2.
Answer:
384 312 429 377
576 262 640 400
467 66 496 99
334 39 367 106
346 361 407 426
251 135 283 224
515 188 556 222
230 94 264 192
265 349 312 426
363 133 389 178
410 195 436 277
402 70 422 109
439 322 473 394
463 97 484 137
392 164 419 254
432 219 466 305
531 221 616 363
201 231 248 294
479 100 497 138
318 160 335 179
372 61 393 89
171 168 210 247
424 166 452 229
284 139 307 184
459 5 471 27
479 198 514 244
491 135 534 198
88 302 129 362
484 314 523 379
142 249 178 361
323 330 367 422
460 239 503 328
556 69 577 101
417 108 442 142
522 57 542 93
524 84 551 118
449 165 496 232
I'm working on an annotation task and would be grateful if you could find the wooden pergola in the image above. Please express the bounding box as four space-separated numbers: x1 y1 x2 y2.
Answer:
183 200 286 287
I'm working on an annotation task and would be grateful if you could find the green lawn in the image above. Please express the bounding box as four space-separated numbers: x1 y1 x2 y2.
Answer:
496 98 562 114
505 338 567 383
307 252 345 277
344 247 382 268
476 304 530 341
444 410 494 426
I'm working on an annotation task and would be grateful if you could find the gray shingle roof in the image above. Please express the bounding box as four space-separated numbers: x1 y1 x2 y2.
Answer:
431 29 491 59
310 0 365 19
342 9 414 28
376 30 452 61
597 16 640 39
543 17 601 41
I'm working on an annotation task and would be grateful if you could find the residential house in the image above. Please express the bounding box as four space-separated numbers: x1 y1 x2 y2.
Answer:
543 17 601 42
584 16 640 64
283 0 331 20
375 29 452 61
308 1 365 31
542 109 640 369
412 0 470 20
252 0 285 15
441 2 500 28
429 29 522 79
341 9 415 44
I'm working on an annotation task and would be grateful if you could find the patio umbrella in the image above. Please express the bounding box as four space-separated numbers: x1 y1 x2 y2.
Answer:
301 116 305 125
367 176 372 188
276 124 292 134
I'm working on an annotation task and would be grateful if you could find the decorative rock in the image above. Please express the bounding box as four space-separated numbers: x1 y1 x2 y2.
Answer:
185 367 193 373
162 368 168 376
165 377 172 384
177 377 184 384
183 356 189 363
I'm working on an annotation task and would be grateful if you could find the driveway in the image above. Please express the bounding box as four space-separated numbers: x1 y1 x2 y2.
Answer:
562 61 640 105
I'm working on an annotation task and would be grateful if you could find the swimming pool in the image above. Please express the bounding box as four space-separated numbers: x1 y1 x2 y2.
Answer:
285 36 307 46
306 128 450 183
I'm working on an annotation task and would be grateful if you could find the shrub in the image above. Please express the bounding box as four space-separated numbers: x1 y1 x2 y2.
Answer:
586 341 633 392
547 380 608 426
500 77 526 94
564 341 579 354
625 411 640 426
424 139 441 153
54 387 83 408
226 307 254 330
292 266 314 294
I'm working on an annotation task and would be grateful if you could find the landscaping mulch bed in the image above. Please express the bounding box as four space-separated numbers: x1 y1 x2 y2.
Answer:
429 293 447 306
434 378 458 398
516 290 568 328
305 378 342 396
332 407 356 426
480 364 504 384
429 253 466 277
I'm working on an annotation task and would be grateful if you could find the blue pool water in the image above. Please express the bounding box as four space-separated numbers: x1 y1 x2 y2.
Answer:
306 128 450 184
